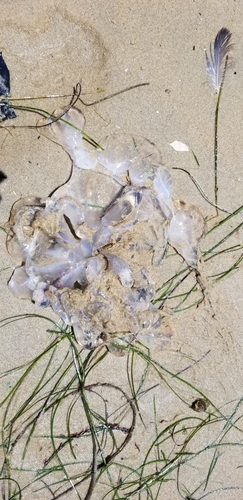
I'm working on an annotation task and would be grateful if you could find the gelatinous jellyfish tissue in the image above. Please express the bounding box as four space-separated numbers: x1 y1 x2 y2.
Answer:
6 107 205 351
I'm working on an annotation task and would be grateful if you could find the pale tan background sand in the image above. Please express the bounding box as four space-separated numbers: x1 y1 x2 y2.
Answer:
1 1 243 499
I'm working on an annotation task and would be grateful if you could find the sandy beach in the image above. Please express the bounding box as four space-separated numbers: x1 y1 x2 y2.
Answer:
1 1 243 498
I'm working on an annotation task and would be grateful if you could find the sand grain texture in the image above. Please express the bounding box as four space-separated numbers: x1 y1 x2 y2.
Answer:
1 1 243 499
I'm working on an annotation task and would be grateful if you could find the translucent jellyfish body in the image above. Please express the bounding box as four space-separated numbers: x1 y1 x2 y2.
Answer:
6 107 205 350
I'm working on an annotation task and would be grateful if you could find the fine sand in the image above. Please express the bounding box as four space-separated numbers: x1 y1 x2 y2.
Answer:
1 2 243 499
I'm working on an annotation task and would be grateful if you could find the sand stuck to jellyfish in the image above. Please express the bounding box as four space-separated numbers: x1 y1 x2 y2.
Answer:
6 107 205 351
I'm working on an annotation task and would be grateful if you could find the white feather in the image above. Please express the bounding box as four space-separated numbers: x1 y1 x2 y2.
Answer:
205 27 232 93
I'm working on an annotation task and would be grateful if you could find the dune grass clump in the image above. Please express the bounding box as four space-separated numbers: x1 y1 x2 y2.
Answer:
1 316 243 499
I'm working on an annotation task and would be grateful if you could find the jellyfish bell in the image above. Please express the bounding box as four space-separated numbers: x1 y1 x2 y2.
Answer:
6 107 205 351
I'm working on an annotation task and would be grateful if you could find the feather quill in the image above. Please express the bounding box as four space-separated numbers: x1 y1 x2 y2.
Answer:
205 27 232 93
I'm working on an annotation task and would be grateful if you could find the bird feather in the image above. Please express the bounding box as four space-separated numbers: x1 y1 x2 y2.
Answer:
205 27 233 93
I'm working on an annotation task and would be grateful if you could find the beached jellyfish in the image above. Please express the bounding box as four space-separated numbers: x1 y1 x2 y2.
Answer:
6 107 205 351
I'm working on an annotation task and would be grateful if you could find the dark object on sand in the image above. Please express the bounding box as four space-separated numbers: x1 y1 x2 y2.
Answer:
190 398 209 412
0 170 7 201
0 171 7 182
0 52 16 121
0 100 16 120
0 51 11 95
